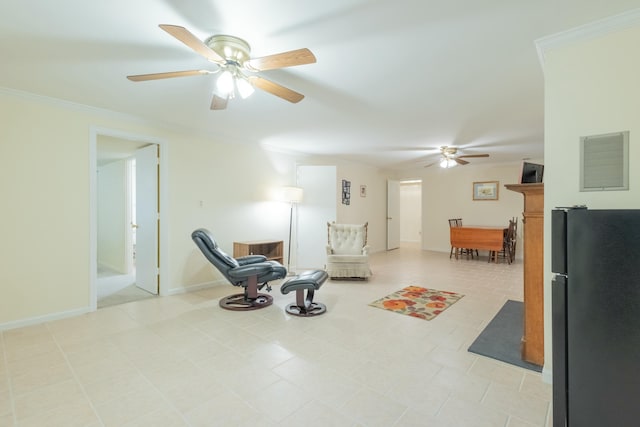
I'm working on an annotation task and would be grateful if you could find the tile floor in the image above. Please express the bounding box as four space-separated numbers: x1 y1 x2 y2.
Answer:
0 247 552 426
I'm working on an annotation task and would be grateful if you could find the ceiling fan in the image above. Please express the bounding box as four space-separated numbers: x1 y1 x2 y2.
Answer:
425 146 490 168
127 24 316 110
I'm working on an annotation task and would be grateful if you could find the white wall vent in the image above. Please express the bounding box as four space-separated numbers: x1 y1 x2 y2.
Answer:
580 131 629 191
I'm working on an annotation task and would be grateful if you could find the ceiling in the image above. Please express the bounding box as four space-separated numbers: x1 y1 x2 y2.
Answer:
1 1 637 170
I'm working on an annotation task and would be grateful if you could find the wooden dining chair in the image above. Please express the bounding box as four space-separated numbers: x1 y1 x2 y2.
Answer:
448 218 462 258
492 218 517 264
457 219 479 259
508 217 518 261
449 218 478 259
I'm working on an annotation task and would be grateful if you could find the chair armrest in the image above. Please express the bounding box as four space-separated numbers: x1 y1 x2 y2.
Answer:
362 245 371 255
227 262 274 279
236 255 267 265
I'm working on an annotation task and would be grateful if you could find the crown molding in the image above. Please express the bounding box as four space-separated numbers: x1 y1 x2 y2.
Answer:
535 8 640 69
0 86 163 128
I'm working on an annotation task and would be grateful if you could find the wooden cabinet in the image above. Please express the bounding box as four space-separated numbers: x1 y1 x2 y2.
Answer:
505 183 544 366
233 240 284 264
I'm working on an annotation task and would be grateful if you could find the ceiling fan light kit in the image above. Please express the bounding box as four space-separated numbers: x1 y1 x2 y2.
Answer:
216 69 235 94
126 24 316 110
440 158 457 168
235 76 255 99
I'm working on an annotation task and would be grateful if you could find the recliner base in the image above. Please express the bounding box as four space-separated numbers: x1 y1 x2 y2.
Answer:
285 301 326 317
219 293 273 311
281 270 328 317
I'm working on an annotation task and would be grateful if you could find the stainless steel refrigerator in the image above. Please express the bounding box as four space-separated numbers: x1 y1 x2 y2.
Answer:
552 207 640 426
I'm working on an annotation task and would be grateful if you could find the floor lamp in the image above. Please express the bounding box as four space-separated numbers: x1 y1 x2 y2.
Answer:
279 186 304 274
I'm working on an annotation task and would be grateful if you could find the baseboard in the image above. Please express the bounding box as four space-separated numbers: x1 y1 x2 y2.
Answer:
164 279 227 296
0 306 92 332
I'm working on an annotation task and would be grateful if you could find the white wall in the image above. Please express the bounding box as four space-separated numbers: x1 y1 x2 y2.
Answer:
163 132 300 292
335 162 389 253
97 159 128 273
0 93 95 324
296 165 337 270
539 13 640 380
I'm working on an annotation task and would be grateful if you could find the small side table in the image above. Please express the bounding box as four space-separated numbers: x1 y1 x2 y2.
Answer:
233 240 284 264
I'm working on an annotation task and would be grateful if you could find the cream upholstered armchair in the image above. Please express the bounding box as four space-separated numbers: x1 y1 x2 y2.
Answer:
325 222 372 280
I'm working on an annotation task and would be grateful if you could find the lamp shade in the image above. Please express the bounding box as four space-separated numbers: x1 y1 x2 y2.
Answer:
277 186 304 203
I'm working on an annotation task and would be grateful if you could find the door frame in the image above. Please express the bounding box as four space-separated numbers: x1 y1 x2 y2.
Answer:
386 179 400 250
89 126 169 310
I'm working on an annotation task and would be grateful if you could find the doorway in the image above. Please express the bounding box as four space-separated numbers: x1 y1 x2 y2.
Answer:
89 127 167 310
399 180 422 248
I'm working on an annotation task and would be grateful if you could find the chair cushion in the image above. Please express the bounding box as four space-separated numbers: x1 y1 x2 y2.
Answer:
281 270 328 294
328 223 367 255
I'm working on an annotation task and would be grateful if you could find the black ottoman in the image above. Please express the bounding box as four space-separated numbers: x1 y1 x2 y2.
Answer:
280 270 328 317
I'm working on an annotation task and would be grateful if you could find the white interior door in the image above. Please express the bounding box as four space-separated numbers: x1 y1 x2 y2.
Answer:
135 144 159 294
387 180 400 250
297 165 337 270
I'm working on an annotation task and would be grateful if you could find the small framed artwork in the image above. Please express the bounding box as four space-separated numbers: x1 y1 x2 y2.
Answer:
473 181 499 201
342 179 351 205
360 185 367 197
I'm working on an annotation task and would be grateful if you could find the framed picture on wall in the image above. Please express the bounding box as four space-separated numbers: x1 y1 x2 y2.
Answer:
473 181 499 201
342 179 351 205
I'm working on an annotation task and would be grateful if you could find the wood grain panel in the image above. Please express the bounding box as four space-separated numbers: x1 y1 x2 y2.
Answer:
505 183 544 366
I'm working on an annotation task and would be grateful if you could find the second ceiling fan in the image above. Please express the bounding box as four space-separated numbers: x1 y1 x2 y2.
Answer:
127 24 316 110
426 146 490 168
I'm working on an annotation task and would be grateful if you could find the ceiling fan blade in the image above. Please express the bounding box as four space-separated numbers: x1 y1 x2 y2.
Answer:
454 158 470 165
458 154 490 158
248 76 304 103
159 24 225 63
246 48 316 71
127 70 211 81
210 94 228 110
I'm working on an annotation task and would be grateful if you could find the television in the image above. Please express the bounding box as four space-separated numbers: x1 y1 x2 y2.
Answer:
519 161 544 183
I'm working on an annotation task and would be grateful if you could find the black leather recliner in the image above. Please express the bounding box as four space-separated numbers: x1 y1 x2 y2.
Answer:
191 228 287 310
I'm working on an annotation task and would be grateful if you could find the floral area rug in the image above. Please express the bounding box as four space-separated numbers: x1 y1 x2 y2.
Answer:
368 286 464 321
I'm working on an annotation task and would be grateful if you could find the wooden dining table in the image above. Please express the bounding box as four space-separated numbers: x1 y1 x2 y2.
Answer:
450 225 508 262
